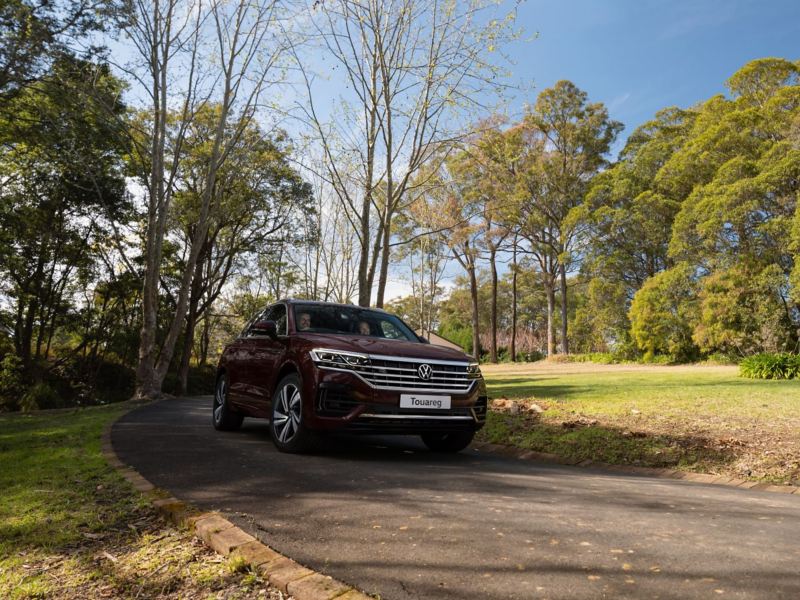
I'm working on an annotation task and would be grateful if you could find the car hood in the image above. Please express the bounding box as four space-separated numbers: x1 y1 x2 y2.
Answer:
297 333 474 362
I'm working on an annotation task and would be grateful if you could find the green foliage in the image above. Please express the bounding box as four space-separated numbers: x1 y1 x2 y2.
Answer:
19 382 62 411
546 352 619 364
739 353 800 380
0 56 129 380
577 57 800 362
0 355 25 411
694 264 795 355
438 323 474 355
629 264 699 362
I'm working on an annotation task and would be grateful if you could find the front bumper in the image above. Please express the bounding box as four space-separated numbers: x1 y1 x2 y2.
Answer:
304 367 487 434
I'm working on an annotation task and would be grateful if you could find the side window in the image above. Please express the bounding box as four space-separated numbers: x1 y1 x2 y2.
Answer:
265 304 287 336
380 320 404 340
241 309 265 338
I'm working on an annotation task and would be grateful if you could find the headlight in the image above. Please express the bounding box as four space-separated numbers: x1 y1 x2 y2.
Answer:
466 362 482 379
310 348 370 368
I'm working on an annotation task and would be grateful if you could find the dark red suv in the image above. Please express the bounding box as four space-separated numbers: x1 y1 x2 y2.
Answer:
213 299 487 453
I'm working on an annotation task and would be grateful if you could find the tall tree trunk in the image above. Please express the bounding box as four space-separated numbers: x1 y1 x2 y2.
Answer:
357 198 373 307
357 99 379 307
375 209 393 308
135 40 170 400
177 256 204 396
545 276 556 357
489 246 498 363
199 314 210 366
511 240 517 362
559 262 569 354
468 263 480 360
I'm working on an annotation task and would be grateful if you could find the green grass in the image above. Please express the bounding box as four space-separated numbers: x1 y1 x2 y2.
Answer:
485 365 800 420
0 404 276 599
0 405 142 597
479 363 800 482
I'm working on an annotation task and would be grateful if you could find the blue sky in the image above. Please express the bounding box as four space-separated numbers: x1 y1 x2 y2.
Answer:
509 0 799 155
386 0 799 298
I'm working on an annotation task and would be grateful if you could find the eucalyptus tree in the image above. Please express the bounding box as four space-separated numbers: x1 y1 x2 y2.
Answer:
525 81 621 354
170 109 313 395
419 159 484 359
0 0 126 104
579 107 695 349
296 0 519 307
0 57 129 376
126 0 295 399
449 120 515 362
393 189 452 338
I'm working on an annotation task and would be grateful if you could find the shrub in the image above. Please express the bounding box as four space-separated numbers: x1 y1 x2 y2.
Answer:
739 353 800 380
545 352 620 364
515 350 544 363
629 263 699 362
0 354 25 411
703 353 741 366
20 382 63 411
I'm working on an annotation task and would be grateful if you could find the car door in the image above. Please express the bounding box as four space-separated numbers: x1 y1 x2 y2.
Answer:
227 307 268 412
247 303 288 415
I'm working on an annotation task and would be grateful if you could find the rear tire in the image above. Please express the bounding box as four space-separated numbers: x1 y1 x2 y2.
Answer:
270 373 319 454
421 431 475 453
212 373 243 431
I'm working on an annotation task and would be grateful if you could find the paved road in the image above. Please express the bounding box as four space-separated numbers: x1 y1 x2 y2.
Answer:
112 397 800 600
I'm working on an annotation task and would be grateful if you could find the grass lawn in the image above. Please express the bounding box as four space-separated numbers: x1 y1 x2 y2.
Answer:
478 362 800 484
0 404 279 599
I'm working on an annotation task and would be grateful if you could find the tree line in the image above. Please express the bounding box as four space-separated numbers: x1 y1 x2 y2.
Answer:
389 58 800 364
0 0 520 408
1 1 798 411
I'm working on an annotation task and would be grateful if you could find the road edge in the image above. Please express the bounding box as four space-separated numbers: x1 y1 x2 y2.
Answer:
102 402 374 600
470 441 800 495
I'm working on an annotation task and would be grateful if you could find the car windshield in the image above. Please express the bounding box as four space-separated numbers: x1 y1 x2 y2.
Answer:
292 304 419 342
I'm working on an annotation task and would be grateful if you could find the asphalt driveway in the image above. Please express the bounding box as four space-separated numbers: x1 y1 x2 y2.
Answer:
112 397 800 599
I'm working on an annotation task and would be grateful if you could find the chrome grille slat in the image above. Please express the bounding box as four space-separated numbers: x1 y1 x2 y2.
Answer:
315 351 475 393
354 371 468 383
362 355 471 392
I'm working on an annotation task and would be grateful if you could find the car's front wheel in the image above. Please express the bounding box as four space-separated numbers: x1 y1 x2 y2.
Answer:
212 373 243 431
270 373 319 453
421 430 475 453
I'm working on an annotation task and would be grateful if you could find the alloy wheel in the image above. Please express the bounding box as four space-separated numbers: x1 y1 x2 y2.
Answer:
273 383 302 443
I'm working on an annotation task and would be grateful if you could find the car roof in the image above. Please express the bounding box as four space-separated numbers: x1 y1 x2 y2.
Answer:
281 299 390 314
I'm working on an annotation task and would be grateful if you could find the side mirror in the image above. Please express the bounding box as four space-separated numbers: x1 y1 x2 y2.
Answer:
251 320 278 339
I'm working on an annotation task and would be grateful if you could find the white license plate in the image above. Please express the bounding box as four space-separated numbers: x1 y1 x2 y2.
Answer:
399 394 451 410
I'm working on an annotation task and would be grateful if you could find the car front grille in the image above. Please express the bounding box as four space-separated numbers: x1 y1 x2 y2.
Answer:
348 355 473 393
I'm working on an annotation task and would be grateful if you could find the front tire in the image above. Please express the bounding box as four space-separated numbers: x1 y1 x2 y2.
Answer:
270 373 319 453
421 430 475 453
212 373 243 431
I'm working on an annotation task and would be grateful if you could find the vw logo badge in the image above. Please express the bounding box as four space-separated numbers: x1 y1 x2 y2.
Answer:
417 363 432 380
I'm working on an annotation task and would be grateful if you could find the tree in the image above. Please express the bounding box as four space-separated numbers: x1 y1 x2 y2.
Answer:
127 0 292 399
524 81 621 354
0 57 129 378
170 110 313 395
392 187 452 336
0 0 125 104
581 107 695 349
694 264 795 356
296 0 519 307
448 122 513 362
420 159 484 359
628 264 698 362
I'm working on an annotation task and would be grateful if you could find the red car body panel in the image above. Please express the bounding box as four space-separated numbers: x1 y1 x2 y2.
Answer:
217 300 487 435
